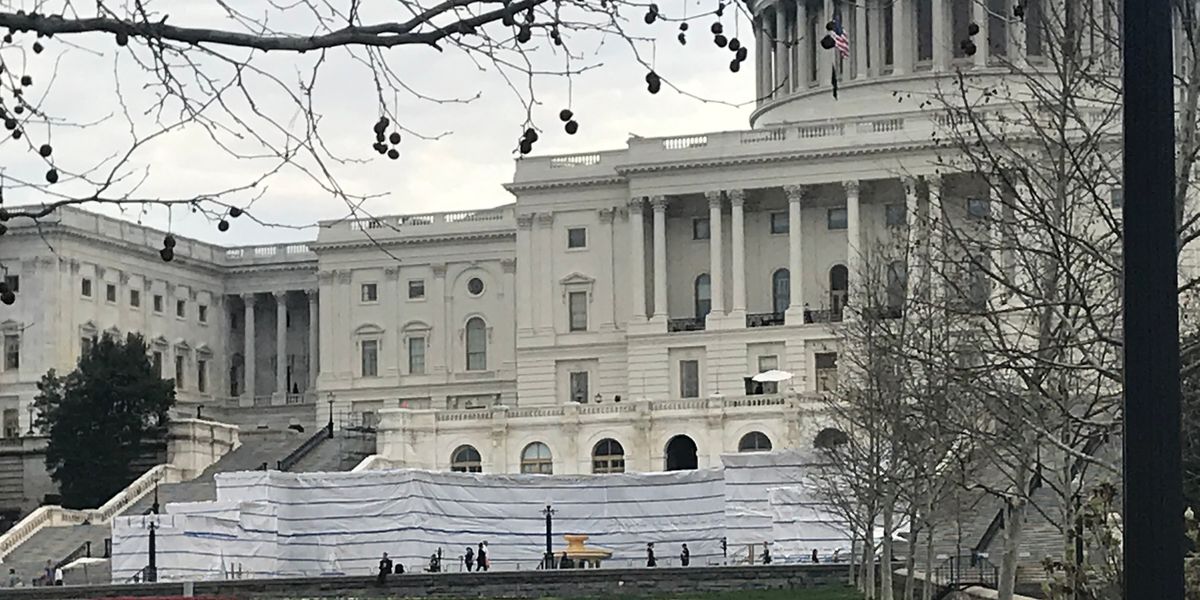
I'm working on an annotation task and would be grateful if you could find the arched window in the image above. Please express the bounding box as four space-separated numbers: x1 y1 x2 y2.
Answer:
451 445 482 473
694 274 711 319
772 269 790 314
829 265 849 320
592 439 626 474
738 431 773 453
520 442 553 474
665 435 698 471
814 428 850 450
465 317 487 371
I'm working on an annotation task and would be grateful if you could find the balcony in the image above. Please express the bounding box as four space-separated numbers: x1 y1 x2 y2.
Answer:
806 308 844 324
746 312 785 328
667 317 706 332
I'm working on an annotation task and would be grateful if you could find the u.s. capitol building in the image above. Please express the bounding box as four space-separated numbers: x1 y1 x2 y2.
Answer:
0 0 1067 479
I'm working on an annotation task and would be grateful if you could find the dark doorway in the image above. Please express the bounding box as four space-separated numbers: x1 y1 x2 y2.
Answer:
665 435 698 471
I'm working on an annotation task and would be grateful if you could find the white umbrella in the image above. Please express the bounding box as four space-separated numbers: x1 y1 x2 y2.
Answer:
751 369 794 383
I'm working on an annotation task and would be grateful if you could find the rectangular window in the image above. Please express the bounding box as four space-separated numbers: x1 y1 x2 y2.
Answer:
692 217 711 240
361 340 379 377
130 289 141 307
757 355 780 394
361 283 378 303
987 0 1008 58
175 355 185 388
568 291 588 332
916 0 933 61
198 305 208 323
197 359 208 393
569 371 589 403
770 212 789 234
81 337 92 356
176 299 186 318
3 335 19 370
967 197 990 219
4 275 18 293
153 295 164 313
2 409 17 439
827 207 848 230
567 227 587 249
105 284 117 303
408 337 426 375
885 203 907 226
152 351 163 376
680 360 700 398
81 278 93 297
950 0 972 58
816 352 839 392
408 280 425 299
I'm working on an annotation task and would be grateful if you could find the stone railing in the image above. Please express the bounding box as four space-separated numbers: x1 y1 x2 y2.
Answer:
427 394 801 425
339 206 513 233
506 406 565 419
350 454 399 472
650 399 710 412
0 463 188 562
578 403 637 415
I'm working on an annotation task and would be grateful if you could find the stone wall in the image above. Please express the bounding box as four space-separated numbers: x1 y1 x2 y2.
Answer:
3 564 851 599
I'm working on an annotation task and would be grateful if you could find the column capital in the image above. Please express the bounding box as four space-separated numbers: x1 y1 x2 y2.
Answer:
500 258 517 273
627 196 645 213
516 213 536 230
924 173 944 189
598 207 617 224
783 184 806 202
650 195 669 211
726 189 746 206
536 212 555 227
384 266 400 280
272 290 288 302
705 190 723 208
432 262 448 278
305 289 319 300
241 292 257 305
843 180 861 196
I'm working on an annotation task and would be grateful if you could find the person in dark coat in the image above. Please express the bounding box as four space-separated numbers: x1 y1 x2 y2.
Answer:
680 543 690 566
376 552 393 584
465 546 475 572
762 543 772 565
811 548 820 563
646 543 657 567
477 542 489 571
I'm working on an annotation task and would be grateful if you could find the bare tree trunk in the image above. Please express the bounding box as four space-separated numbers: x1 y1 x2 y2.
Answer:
903 523 918 600
997 498 1028 600
880 491 896 600
850 534 859 586
922 520 934 600
864 521 877 600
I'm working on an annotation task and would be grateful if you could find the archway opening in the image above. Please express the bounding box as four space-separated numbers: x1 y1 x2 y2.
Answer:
665 435 698 471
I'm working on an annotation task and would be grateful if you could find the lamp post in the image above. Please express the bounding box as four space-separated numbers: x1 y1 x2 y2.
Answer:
1124 0 1183 597
326 392 335 438
146 520 158 583
542 504 555 570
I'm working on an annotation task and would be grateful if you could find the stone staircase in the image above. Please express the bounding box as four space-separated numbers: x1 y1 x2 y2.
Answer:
286 430 375 473
2 524 110 586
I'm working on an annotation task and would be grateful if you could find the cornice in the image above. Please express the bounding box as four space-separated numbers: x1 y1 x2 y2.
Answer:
503 175 626 193
311 230 515 252
614 140 941 175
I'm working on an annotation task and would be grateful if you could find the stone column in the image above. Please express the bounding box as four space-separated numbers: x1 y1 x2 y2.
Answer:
854 0 868 79
892 0 909 75
516 213 536 331
754 17 766 101
784 185 805 321
844 180 862 305
432 263 449 372
931 0 948 71
242 293 256 405
537 213 555 331
795 0 809 88
1010 0 1027 68
597 207 618 330
706 191 726 316
927 175 945 299
274 291 288 401
972 0 989 67
729 190 747 316
651 196 669 320
307 289 319 390
628 198 648 321
775 6 790 94
903 179 924 298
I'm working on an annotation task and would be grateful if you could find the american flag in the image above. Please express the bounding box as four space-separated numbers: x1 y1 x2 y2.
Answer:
832 17 850 59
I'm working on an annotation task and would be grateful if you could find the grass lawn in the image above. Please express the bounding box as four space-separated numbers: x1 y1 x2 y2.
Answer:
532 587 865 600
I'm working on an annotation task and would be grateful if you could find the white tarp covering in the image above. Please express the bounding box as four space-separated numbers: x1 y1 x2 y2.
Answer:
111 451 849 581
768 486 852 562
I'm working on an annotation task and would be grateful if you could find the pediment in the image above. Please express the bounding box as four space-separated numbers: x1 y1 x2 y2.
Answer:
195 343 212 356
174 339 191 352
354 323 384 335
151 335 169 347
79 320 98 334
559 272 595 286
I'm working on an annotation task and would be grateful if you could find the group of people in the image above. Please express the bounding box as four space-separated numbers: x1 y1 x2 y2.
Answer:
645 542 776 567
375 541 491 583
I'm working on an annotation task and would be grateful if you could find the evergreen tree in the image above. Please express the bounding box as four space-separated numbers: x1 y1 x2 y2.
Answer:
33 333 174 509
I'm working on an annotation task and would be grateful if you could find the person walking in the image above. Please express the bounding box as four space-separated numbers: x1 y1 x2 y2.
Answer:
811 548 820 563
476 542 488 572
762 543 772 565
646 543 657 567
680 543 690 567
6 568 18 587
464 546 475 572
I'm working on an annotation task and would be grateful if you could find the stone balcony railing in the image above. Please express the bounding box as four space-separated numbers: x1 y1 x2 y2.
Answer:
317 205 516 245
427 393 811 425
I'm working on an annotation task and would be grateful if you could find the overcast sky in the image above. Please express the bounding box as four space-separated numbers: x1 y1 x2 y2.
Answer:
0 0 756 246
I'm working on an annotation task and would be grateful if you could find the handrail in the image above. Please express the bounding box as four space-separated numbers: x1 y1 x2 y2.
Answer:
277 423 333 472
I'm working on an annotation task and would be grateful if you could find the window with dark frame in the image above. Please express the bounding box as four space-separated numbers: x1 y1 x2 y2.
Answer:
4 335 19 370
408 280 425 299
408 336 426 375
153 294 163 313
105 284 116 302
361 283 378 303
199 305 208 323
680 360 700 398
567 227 587 249
569 371 589 403
885 203 907 226
197 359 208 393
770 212 789 234
827 207 848 230
692 217 711 240
816 352 839 392
81 278 93 297
2 275 16 293
361 339 379 377
152 351 163 375
176 299 186 318
174 355 185 388
130 289 141 307
568 291 588 332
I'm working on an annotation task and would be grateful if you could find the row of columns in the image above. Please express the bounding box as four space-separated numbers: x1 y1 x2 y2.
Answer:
755 0 1041 102
627 185 865 324
238 290 319 401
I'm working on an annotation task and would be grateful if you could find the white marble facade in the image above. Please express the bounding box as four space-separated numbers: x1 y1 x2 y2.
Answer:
0 0 1092 474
